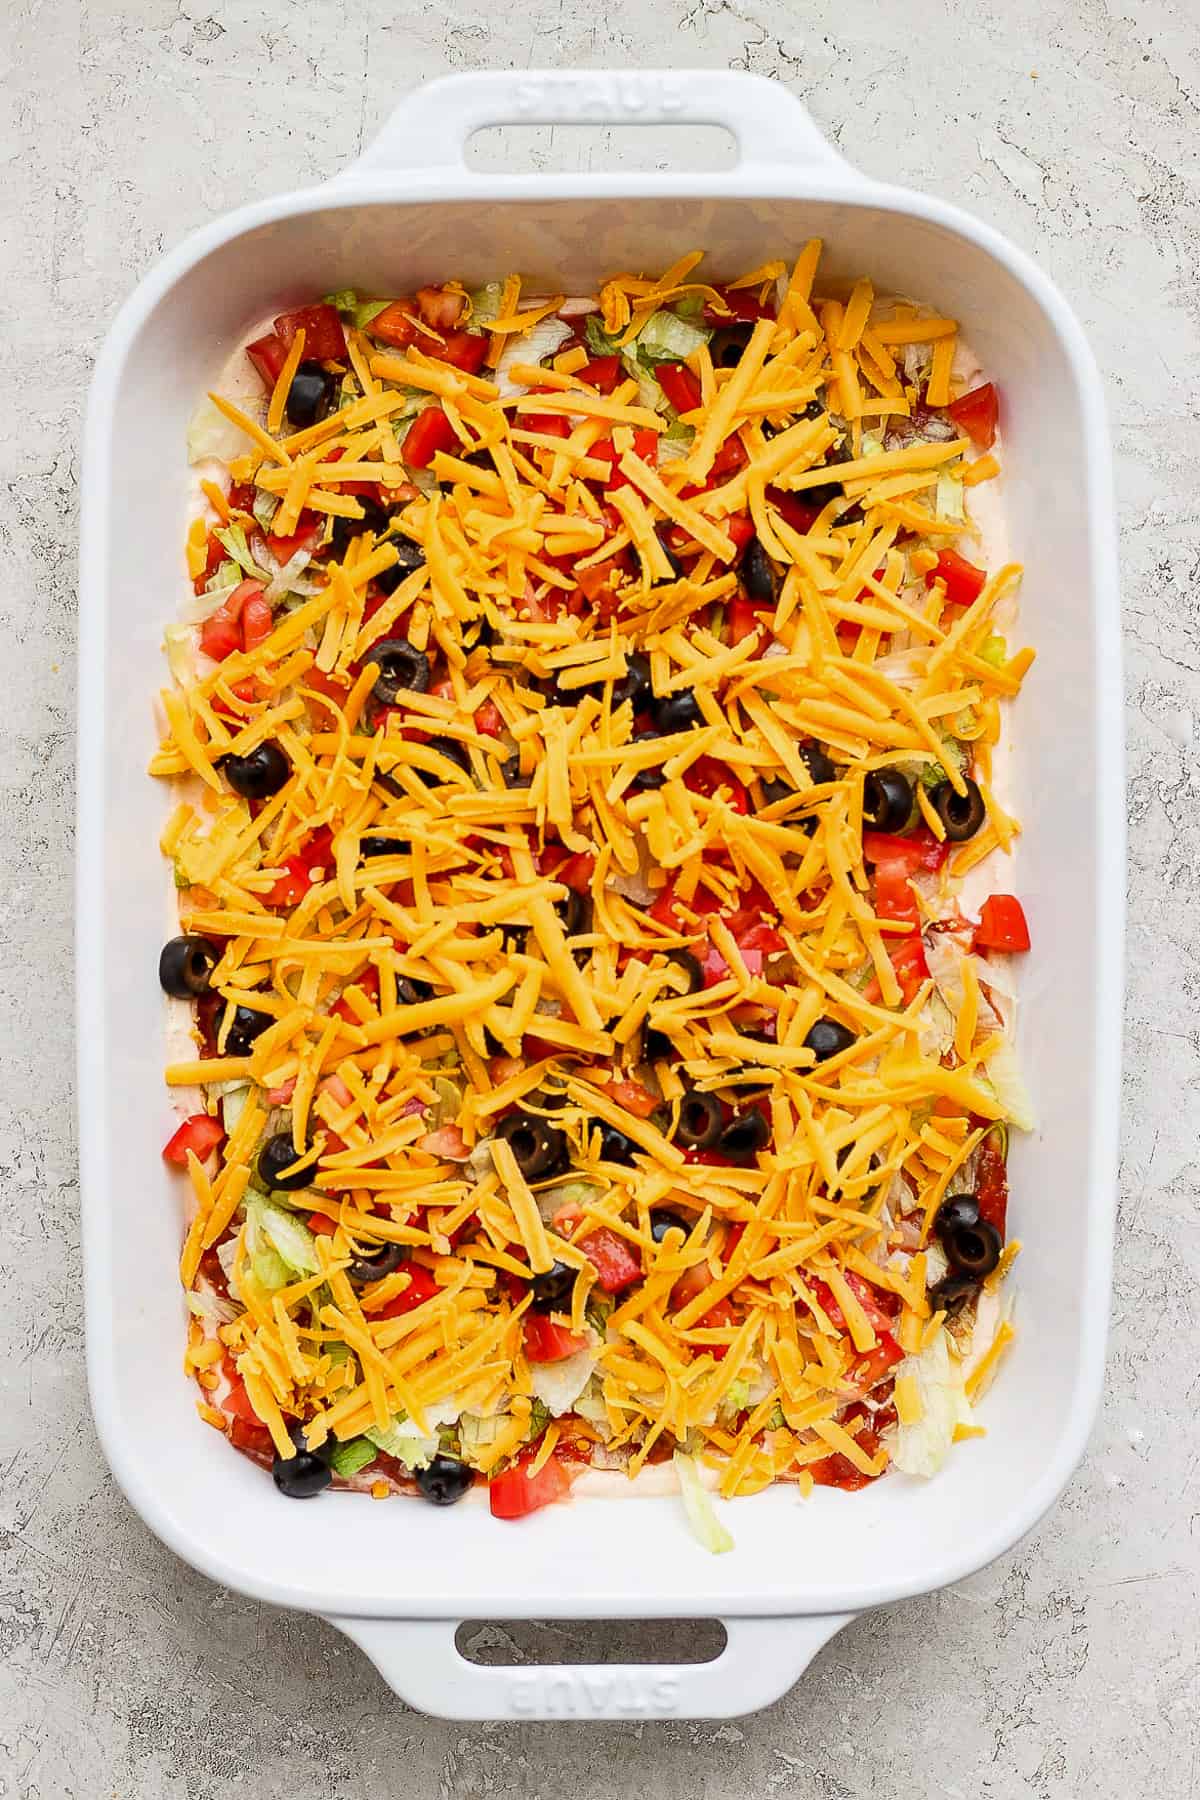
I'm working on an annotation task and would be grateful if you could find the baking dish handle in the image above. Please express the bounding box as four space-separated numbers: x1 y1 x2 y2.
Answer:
328 1612 853 1720
343 69 851 180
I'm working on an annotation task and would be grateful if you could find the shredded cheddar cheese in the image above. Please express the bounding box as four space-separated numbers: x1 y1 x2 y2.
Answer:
158 254 1029 1519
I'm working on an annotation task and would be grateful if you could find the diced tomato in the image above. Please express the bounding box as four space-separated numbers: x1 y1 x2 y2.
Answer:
306 1211 339 1237
862 829 948 875
725 512 757 556
266 520 322 564
162 1113 224 1167
808 1434 883 1492
766 487 821 536
415 285 467 331
273 303 346 363
365 302 425 349
591 429 658 489
886 933 930 1006
604 1078 660 1119
539 845 596 892
709 433 749 480
523 1314 588 1363
844 1331 904 1396
975 1130 1009 1237
304 666 351 705
375 1265 440 1318
432 329 488 374
245 332 288 391
684 756 748 813
240 592 274 652
489 1445 573 1519
403 407 458 470
266 825 332 909
474 699 504 737
581 1225 642 1294
947 381 998 450
704 285 776 324
925 548 987 608
722 1221 747 1265
191 532 226 596
199 602 243 663
522 409 571 440
579 355 621 394
417 1124 470 1161
975 894 1031 953
728 596 764 649
737 920 786 960
657 361 703 414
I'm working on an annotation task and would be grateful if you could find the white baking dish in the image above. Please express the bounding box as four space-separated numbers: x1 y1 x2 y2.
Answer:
77 68 1123 1722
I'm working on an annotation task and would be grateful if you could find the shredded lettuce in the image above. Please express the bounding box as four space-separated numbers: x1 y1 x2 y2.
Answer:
571 1375 609 1429
672 293 706 324
221 1085 251 1134
980 633 1008 668
584 314 622 357
983 1039 1035 1132
329 1436 379 1477
528 1343 596 1417
468 282 505 328
459 1411 510 1459
935 469 964 522
657 420 695 464
494 318 574 396
892 1324 972 1478
252 488 279 531
673 1451 734 1554
325 288 390 330
214 523 269 581
365 1417 439 1468
187 397 247 465
163 625 195 685
185 1288 238 1327
634 308 711 368
245 1194 320 1276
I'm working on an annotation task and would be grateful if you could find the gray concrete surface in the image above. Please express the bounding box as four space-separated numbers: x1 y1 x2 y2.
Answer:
2 0 1196 1793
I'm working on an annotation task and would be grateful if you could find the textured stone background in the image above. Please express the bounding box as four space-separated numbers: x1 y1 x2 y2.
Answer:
3 0 1197 1793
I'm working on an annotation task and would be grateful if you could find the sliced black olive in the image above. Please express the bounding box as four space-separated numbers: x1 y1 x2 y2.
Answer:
927 1274 979 1314
396 976 433 1006
934 1193 981 1238
417 736 471 785
331 495 391 559
596 1122 637 1165
650 689 703 734
225 1004 274 1056
673 1089 723 1150
557 888 591 937
612 650 653 711
803 1017 856 1062
943 1216 1003 1278
659 949 702 997
798 741 836 787
368 637 430 704
741 536 776 605
258 1132 313 1192
285 360 337 432
931 776 986 843
531 1260 575 1308
346 1240 407 1284
642 1025 674 1062
159 934 219 999
760 776 818 837
719 1109 771 1161
649 1208 689 1243
415 1454 475 1506
804 479 844 511
273 1429 334 1498
656 532 685 580
360 834 410 859
862 768 914 833
501 754 531 789
373 534 427 595
493 1111 568 1179
629 730 667 791
711 321 755 367
221 741 291 800
802 398 825 420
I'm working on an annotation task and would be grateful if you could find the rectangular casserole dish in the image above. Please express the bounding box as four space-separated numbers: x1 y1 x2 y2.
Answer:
77 68 1123 1722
